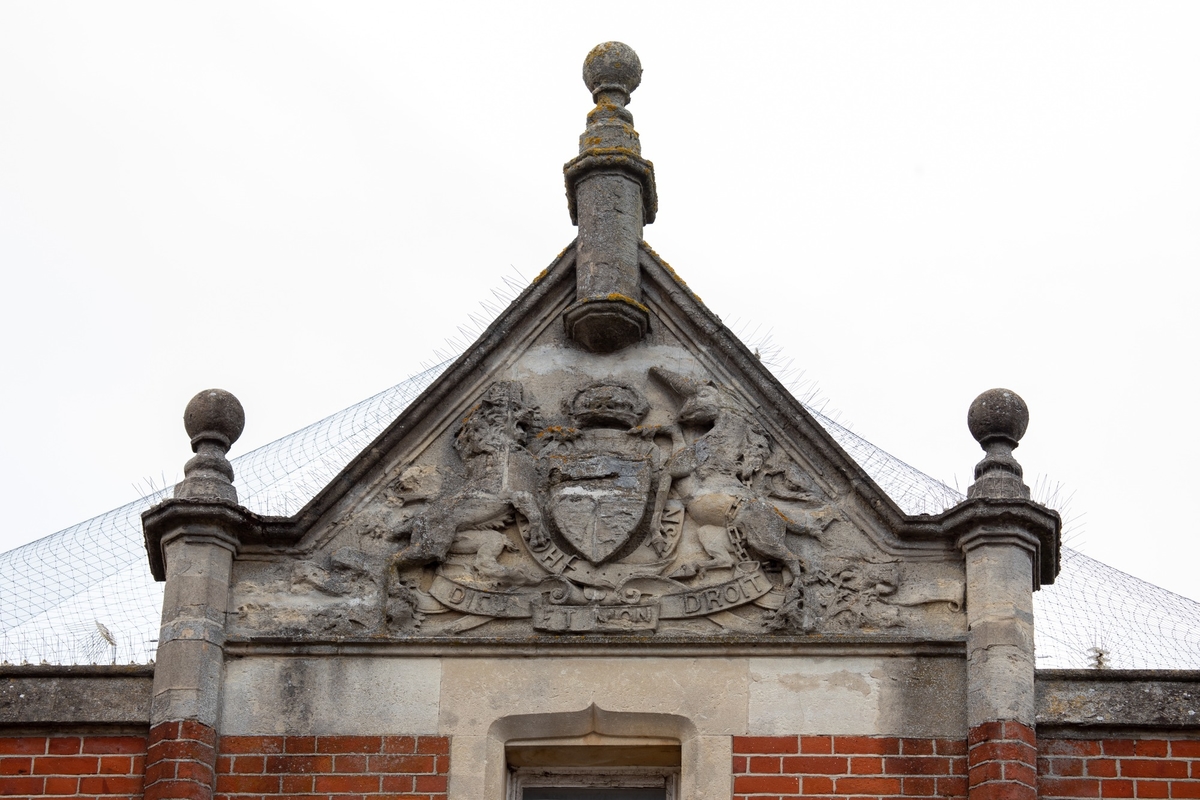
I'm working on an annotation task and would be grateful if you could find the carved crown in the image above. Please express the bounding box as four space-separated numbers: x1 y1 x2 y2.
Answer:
570 384 649 429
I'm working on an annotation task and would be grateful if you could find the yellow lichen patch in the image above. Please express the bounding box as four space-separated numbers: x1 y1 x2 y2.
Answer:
641 244 707 304
536 425 579 440
603 292 651 313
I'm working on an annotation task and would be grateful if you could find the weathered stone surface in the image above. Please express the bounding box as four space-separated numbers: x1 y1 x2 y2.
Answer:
967 387 1031 501
439 657 748 736
961 535 1037 727
226 274 971 645
151 532 235 728
747 655 966 737
0 665 152 727
177 388 244 503
748 656 881 734
219 656 441 734
878 656 968 736
462 698 725 800
1036 670 1200 729
120 40 1082 800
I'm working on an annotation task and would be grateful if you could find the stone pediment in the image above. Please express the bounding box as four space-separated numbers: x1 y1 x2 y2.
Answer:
188 41 1015 647
225 242 969 643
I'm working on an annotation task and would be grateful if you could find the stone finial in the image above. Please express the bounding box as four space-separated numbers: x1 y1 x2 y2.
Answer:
174 389 245 503
966 388 1031 500
583 41 642 105
563 42 658 354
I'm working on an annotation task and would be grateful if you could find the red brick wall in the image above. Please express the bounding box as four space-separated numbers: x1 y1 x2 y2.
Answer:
968 720 1037 800
1039 737 1200 799
144 720 218 800
214 734 449 799
732 735 967 799
0 734 147 799
9 730 1199 799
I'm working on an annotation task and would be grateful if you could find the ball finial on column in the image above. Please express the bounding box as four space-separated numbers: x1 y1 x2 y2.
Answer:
967 388 1031 499
583 42 642 104
175 389 245 503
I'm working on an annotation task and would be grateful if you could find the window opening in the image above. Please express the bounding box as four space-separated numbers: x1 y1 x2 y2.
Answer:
510 766 678 800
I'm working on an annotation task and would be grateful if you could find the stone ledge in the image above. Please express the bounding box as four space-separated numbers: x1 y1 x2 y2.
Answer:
0 665 153 728
1036 670 1200 730
224 635 968 659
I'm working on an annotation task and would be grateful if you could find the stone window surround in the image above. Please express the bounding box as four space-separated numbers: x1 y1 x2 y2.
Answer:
484 705 708 800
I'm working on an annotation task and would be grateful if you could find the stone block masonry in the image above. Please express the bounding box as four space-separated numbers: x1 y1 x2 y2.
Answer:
732 735 968 798
0 734 147 798
214 734 449 799
1038 737 1200 799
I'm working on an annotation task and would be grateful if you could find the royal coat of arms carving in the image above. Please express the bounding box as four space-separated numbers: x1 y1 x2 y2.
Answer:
228 361 966 641
286 364 955 640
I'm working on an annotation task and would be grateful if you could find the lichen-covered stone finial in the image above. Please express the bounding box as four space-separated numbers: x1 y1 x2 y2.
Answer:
175 389 244 503
966 388 1031 500
563 42 657 354
583 41 642 104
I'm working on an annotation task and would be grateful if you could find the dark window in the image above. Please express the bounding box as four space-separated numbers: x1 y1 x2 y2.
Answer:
523 789 667 800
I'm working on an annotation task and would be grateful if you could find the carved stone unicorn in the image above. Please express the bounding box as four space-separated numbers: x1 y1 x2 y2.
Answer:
649 367 834 629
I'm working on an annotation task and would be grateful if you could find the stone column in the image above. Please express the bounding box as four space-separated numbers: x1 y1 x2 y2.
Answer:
562 42 658 353
142 389 253 800
954 389 1058 800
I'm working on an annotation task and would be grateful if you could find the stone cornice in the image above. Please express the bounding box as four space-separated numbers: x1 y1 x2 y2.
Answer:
224 635 967 659
141 498 260 580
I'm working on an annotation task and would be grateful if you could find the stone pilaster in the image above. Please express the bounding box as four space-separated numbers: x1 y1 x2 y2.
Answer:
951 389 1060 800
142 389 252 800
563 42 657 353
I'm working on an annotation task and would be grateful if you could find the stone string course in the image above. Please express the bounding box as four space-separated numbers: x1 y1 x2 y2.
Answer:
0 734 147 799
214 734 449 799
1038 737 1200 799
732 735 969 799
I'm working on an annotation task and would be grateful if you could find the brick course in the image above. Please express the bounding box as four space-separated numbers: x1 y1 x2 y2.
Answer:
969 720 1038 800
0 734 147 799
143 720 218 800
733 735 967 799
214 734 449 799
10 730 1198 798
1038 737 1200 799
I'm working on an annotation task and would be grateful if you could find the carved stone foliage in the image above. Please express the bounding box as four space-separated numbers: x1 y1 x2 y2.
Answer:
232 373 965 639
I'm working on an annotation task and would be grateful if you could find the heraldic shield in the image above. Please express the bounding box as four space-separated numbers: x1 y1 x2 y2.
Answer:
546 453 654 564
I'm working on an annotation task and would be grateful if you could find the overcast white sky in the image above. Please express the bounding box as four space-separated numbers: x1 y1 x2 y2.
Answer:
1 3 1197 602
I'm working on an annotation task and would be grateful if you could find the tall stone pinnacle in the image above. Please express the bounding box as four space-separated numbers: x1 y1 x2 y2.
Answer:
563 42 658 354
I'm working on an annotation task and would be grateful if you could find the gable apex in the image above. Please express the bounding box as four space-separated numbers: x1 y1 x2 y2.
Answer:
142 42 1057 647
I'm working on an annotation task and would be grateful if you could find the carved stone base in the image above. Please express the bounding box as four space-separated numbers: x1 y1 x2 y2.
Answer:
564 298 650 352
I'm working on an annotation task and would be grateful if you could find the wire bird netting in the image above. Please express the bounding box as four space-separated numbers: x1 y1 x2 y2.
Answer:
2 340 1198 668
0 361 446 666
